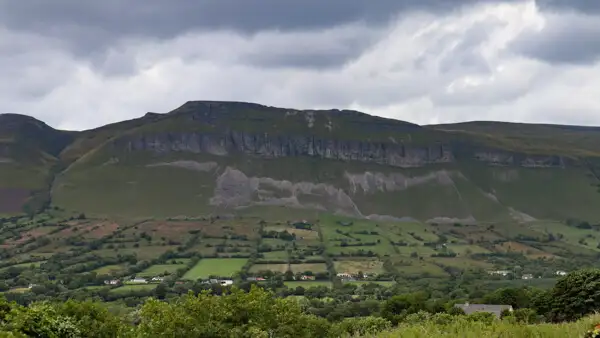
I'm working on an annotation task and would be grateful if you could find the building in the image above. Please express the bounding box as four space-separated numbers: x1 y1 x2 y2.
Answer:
219 280 234 286
336 273 352 279
300 275 315 281
104 279 120 285
521 274 534 280
556 270 567 276
152 277 165 282
130 278 148 284
487 270 511 277
454 303 513 318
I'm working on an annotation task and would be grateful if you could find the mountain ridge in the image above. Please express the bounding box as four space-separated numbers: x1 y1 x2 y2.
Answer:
2 101 600 222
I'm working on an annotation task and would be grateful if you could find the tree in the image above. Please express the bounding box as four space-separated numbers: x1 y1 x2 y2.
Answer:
549 268 600 321
136 286 331 337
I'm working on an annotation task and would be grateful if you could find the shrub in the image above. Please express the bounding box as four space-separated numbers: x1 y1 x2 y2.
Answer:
466 312 496 325
330 316 391 337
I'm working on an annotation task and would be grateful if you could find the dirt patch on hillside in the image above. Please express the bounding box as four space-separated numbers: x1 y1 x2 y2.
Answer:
126 221 208 242
494 241 554 258
0 188 30 214
263 226 319 240
7 227 57 245
83 222 120 239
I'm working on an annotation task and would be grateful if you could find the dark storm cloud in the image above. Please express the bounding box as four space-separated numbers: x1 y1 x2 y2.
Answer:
536 0 600 14
510 13 600 65
0 0 521 50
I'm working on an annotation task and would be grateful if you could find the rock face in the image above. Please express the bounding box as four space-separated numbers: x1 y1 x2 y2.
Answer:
118 132 453 168
102 101 572 169
210 167 362 216
474 151 565 167
345 170 455 194
117 131 569 168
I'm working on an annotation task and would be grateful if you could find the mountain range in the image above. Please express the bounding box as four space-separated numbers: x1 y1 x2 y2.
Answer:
2 101 600 224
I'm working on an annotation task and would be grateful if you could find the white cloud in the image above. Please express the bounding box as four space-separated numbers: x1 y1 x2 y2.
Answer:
1 0 600 130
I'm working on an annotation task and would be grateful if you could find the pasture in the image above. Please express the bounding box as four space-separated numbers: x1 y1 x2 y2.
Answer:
182 258 247 279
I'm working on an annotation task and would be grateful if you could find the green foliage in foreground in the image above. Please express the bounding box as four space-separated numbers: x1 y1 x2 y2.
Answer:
0 284 600 337
373 314 600 338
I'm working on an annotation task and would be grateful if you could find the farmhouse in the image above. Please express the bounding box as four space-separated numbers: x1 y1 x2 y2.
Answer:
152 276 165 282
454 303 513 318
487 270 510 276
130 278 148 284
104 279 120 285
203 279 234 286
336 273 352 279
521 274 534 280
556 270 567 276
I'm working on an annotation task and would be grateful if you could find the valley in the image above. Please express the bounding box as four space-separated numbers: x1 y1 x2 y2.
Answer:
2 101 600 302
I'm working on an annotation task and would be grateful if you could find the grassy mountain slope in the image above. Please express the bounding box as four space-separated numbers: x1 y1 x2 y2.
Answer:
0 114 73 215
3 102 600 224
45 101 600 224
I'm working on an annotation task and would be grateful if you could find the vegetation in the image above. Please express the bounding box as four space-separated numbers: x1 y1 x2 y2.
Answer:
6 102 600 335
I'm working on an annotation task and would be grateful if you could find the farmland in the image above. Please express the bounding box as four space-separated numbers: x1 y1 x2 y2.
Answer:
0 206 598 304
183 258 248 280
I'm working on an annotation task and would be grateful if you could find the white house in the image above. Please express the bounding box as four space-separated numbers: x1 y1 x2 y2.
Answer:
152 277 165 282
104 279 120 285
219 280 233 286
130 278 148 284
521 274 533 280
487 270 511 276
556 270 567 276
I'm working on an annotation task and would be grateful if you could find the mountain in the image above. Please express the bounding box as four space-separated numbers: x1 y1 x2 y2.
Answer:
0 114 74 215
3 101 600 224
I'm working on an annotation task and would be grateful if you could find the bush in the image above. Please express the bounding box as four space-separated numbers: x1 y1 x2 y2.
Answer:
136 286 332 337
466 312 496 325
330 317 391 337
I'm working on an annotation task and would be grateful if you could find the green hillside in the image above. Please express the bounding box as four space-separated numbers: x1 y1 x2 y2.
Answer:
3 101 600 284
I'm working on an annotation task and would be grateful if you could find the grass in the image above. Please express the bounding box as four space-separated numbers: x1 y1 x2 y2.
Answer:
344 281 396 287
371 314 600 337
182 258 248 280
0 261 45 271
249 264 289 274
284 281 332 288
334 259 385 275
109 284 157 294
261 251 289 260
93 265 126 275
289 263 328 273
137 264 188 277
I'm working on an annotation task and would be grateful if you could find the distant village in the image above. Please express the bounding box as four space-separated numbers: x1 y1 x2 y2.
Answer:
102 271 377 287
487 269 567 280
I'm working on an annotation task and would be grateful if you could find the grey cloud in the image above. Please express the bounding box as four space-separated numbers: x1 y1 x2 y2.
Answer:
0 1 520 51
536 0 600 14
510 13 600 65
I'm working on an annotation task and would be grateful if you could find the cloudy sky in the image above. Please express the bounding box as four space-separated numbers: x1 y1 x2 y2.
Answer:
1 0 600 130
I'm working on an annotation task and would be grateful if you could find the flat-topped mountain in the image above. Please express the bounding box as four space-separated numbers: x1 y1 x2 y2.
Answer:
2 101 600 223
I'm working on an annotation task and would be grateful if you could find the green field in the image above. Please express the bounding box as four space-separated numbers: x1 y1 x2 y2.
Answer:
137 264 188 277
109 284 157 294
93 264 126 275
0 261 45 271
343 281 396 287
182 258 247 280
284 281 332 289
